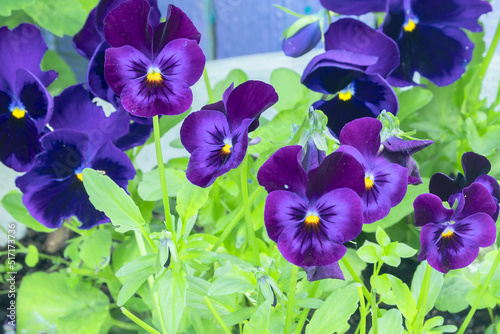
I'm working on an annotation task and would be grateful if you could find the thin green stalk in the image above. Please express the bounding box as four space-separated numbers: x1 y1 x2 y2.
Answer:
357 287 366 334
63 221 84 236
203 67 215 103
107 318 141 331
414 263 432 334
341 258 372 306
134 231 168 334
203 296 232 334
121 307 161 334
211 187 263 252
371 289 378 334
0 224 26 250
479 18 500 81
241 155 261 266
294 281 320 334
139 225 158 253
458 250 500 334
285 265 299 334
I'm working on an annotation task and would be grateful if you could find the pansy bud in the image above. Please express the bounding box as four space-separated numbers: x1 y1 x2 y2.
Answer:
282 15 322 58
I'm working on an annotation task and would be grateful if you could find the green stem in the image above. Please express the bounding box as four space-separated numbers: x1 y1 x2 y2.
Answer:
203 67 215 103
479 18 500 81
134 231 168 334
294 281 320 334
121 307 161 334
371 289 378 334
341 258 373 307
285 265 299 334
241 155 261 266
153 115 173 232
0 224 26 250
357 287 366 334
414 263 432 334
203 296 232 334
139 225 158 253
107 317 141 331
457 250 500 334
63 221 84 236
211 187 263 252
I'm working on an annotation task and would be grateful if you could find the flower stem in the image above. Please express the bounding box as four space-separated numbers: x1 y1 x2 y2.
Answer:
457 250 500 334
203 67 215 103
340 257 373 307
134 231 168 334
357 286 366 334
241 155 261 266
107 317 141 331
211 187 263 252
371 289 378 334
285 265 299 334
203 296 232 334
121 307 161 334
294 281 320 334
414 263 432 334
153 115 173 232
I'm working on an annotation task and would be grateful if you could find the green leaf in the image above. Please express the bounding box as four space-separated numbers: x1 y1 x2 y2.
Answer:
25 244 39 267
144 111 189 145
376 227 391 247
117 269 152 306
295 298 323 309
371 274 395 305
397 87 433 122
158 270 188 334
41 50 76 96
243 300 271 334
176 179 211 224
411 262 443 315
18 272 109 333
1 191 54 232
357 241 383 263
79 230 112 270
223 307 256 327
369 309 403 334
115 254 156 277
270 68 313 111
138 167 186 201
306 284 359 334
213 69 249 101
394 242 417 258
387 275 417 322
82 169 145 233
465 118 500 156
0 0 33 16
209 274 256 296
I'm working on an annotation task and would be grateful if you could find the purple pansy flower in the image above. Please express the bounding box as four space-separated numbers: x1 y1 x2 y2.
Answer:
0 24 57 172
302 19 399 137
337 118 409 224
258 144 366 280
282 16 322 58
414 183 497 273
320 0 387 15
181 81 278 188
381 136 433 185
16 129 135 229
103 0 205 117
429 151 500 221
382 0 491 87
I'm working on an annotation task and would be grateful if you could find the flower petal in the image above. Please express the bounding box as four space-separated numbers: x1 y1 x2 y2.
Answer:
413 193 454 227
180 110 229 153
429 172 462 201
453 183 497 221
72 8 102 59
96 0 161 34
320 0 387 15
303 263 344 281
264 190 307 242
88 41 111 100
462 151 491 186
282 20 321 58
339 117 382 164
89 141 136 190
454 213 496 247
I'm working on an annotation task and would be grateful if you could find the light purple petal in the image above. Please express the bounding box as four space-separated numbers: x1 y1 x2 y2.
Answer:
454 213 496 247
452 183 497 221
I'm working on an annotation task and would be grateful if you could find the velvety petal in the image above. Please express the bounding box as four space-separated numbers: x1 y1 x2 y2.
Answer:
306 151 365 201
461 151 491 186
257 145 307 198
301 138 326 174
320 0 387 15
475 175 500 202
382 137 433 155
339 117 382 164
89 141 136 189
413 193 454 227
225 80 278 133
180 110 229 153
51 84 130 149
0 113 43 172
282 20 321 58
0 24 57 88
301 50 375 94
382 0 406 41
222 83 234 109
452 183 497 221
413 0 492 32
264 190 307 242
454 213 496 247
88 41 111 100
324 18 400 77
103 0 154 57
353 75 399 115
383 151 423 185
303 263 344 281
96 0 160 35
72 8 102 59
429 172 462 201
152 4 201 56
113 116 153 151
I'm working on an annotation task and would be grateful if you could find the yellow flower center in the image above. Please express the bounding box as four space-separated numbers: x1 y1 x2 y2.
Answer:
11 108 26 119
338 91 352 101
365 177 374 190
404 19 416 32
304 214 320 225
441 229 454 238
76 173 83 182
221 144 232 155
146 71 162 84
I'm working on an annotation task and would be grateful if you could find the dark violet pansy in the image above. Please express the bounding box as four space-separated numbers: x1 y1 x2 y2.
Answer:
320 0 387 15
429 151 500 221
180 81 278 188
282 16 322 58
0 24 57 172
414 183 497 273
257 145 365 278
103 0 205 117
16 129 135 229
302 18 399 137
381 136 433 185
336 118 408 224
382 0 491 87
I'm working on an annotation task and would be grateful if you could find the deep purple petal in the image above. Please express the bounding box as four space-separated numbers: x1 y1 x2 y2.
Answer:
96 0 160 35
257 145 307 198
103 0 154 57
152 4 201 56
301 138 326 174
382 0 406 41
282 20 321 58
264 190 307 242
320 0 387 15
88 41 111 100
352 75 399 115
339 117 382 163
475 175 500 202
113 117 153 151
429 172 462 201
382 137 433 155
303 263 344 281
89 141 136 189
324 18 400 77
454 213 496 247
413 193 454 227
461 151 491 186
72 8 102 59
225 80 278 133
413 0 492 32
452 183 497 221
180 110 229 153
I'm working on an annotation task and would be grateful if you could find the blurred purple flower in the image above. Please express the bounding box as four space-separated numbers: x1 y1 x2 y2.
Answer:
320 0 387 15
414 183 497 273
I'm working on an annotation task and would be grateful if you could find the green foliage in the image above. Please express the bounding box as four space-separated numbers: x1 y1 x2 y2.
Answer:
0 0 33 16
41 50 76 96
157 269 188 334
25 244 39 267
144 112 189 145
369 309 404 334
243 300 272 334
176 179 211 225
79 229 112 270
212 69 249 101
1 191 54 232
138 167 186 201
411 262 444 315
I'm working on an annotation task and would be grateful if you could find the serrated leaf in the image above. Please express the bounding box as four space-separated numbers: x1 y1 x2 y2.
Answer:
82 169 145 233
1 191 54 232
